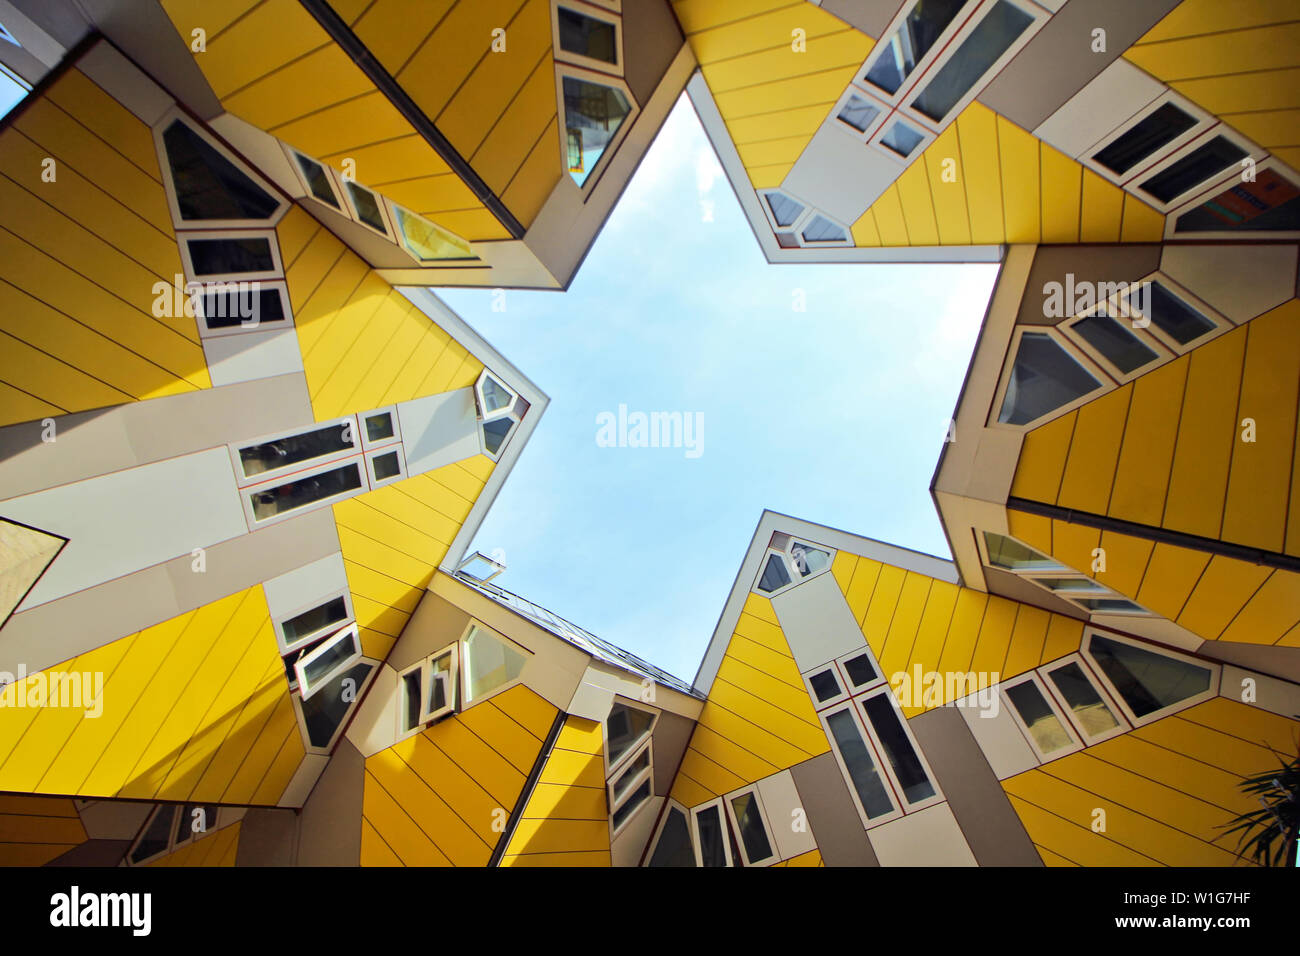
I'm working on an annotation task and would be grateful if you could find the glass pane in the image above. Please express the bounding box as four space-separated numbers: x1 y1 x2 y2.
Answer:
695 805 728 866
880 120 924 157
790 543 831 575
843 653 878 687
801 215 847 243
201 286 286 329
826 709 895 819
998 332 1100 425
401 668 422 732
809 668 842 703
1139 135 1247 204
428 653 453 714
187 237 274 276
983 531 1067 572
163 120 278 221
648 808 696 867
1005 681 1074 754
1075 597 1145 613
481 376 514 414
613 779 651 829
302 630 359 688
1089 635 1212 718
371 451 401 482
766 192 804 227
240 423 355 478
730 792 773 863
913 0 1033 122
606 703 655 764
482 417 514 455
558 6 617 64
1072 312 1157 374
757 554 791 593
130 807 176 863
295 153 340 209
281 596 348 645
613 747 650 801
464 627 527 702
864 0 969 95
249 462 363 521
346 182 388 233
563 75 631 187
1173 168 1300 234
861 694 935 803
1047 662 1120 738
365 413 394 443
179 804 218 841
837 93 881 132
302 661 374 748
1093 102 1198 176
395 207 472 260
1139 282 1215 346
1031 576 1108 595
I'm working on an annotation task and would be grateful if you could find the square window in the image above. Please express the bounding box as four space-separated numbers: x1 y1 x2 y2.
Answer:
881 120 925 158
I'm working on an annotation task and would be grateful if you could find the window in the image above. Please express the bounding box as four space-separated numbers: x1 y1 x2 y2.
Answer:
983 532 1067 573
691 799 733 867
1002 673 1081 760
294 625 362 700
1068 311 1160 376
1172 165 1300 236
476 374 517 417
1137 135 1248 206
293 151 342 210
1042 656 1128 744
398 645 459 738
824 706 899 825
804 645 885 713
561 72 632 188
475 369 527 461
556 4 620 71
801 214 849 244
390 205 474 261
841 649 881 690
1137 281 1218 347
456 551 507 584
1083 632 1217 726
752 534 836 596
837 92 882 134
1092 102 1198 177
462 625 528 703
246 459 365 524
277 593 352 654
344 181 391 236
196 282 290 335
183 233 281 281
859 689 937 805
880 119 926 158
758 190 851 249
725 788 776 866
981 531 1156 618
764 191 805 228
646 802 696 867
126 804 222 866
362 410 397 446
996 330 1104 426
297 659 377 751
235 420 357 483
606 701 656 770
806 665 847 706
366 446 406 488
757 552 791 593
159 117 281 226
862 0 969 97
608 739 654 833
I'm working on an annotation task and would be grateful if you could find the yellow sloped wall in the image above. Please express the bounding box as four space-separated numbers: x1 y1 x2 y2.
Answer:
144 819 242 867
0 794 88 866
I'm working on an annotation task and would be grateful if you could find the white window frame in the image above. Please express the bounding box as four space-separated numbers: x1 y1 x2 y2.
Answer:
1129 124 1265 215
977 529 1070 575
228 415 361 488
179 228 285 285
475 369 518 422
359 406 402 451
831 85 892 143
240 455 369 530
868 113 938 166
979 530 1153 618
341 178 395 240
1125 274 1232 355
272 587 356 655
1081 90 1215 190
604 699 659 778
552 0 624 77
753 547 797 596
987 324 1114 431
386 200 476 263
152 108 287 230
365 444 407 490
759 188 812 233
752 535 836 597
460 621 531 706
1080 630 1221 728
836 643 888 694
690 797 735 867
194 278 293 339
803 661 851 711
1000 670 1084 763
854 0 978 112
608 737 654 836
456 550 506 584
479 411 521 462
795 210 854 247
397 643 460 741
295 623 363 701
1061 304 1173 386
293 655 380 755
722 784 778 867
644 798 695 867
282 143 347 213
1039 652 1131 746
1164 156 1300 241
553 63 639 195
855 686 945 813
820 702 904 829
787 536 836 581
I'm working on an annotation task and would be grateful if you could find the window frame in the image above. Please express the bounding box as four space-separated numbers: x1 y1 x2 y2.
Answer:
1081 90 1214 190
125 804 180 866
690 797 735 867
855 686 945 813
644 798 696 867
292 655 380 755
1080 630 1220 728
722 784 778 867
386 200 477 263
179 228 285 285
803 661 851 711
1040 652 1132 746
1129 124 1265 214
282 143 347 213
1061 303 1173 386
359 406 402 451
460 621 532 707
987 324 1114 431
868 113 938 166
341 178 396 240
193 278 293 339
607 736 655 836
271 588 356 656
553 63 639 196
1000 670 1084 763
294 623 364 701
838 643 888 694
397 642 460 741
240 455 369 530
552 0 624 77
228 415 361 489
365 444 408 490
604 699 660 778
977 529 1069 575
854 0 980 113
1126 274 1232 354
831 85 892 142
1165 156 1300 241
819 701 904 829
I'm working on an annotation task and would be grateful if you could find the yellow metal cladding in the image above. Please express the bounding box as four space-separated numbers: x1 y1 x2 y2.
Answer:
1125 0 1300 170
0 66 208 427
159 0 509 240
772 847 822 867
669 593 829 810
829 550 1085 717
145 820 242 867
1004 697 1299 866
0 795 88 866
852 104 1164 247
360 684 556 866
501 715 611 866
675 0 875 189
1006 509 1300 647
0 586 306 805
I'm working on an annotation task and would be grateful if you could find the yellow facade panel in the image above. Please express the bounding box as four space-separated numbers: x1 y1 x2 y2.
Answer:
349 0 458 77
192 0 328 100
997 115 1040 243
1011 409 1075 504
925 124 972 245
362 769 454 866
1176 556 1271 640
877 571 932 682
713 68 863 120
870 185 910 245
1095 530 1154 601
1039 143 1081 244
368 745 493 866
222 44 373 132
894 162 939 247
1125 23 1300 84
700 29 869 94
956 103 1004 244
1220 109 1300 151
470 52 557 197
1118 195 1165 242
1006 792 1158 866
1138 0 1300 44
1055 385 1131 515
1048 520 1100 587
736 134 815 170
1078 169 1124 243
1108 359 1187 527
688 723 779 783
500 117 562 229
1215 569 1300 646
934 587 988 678
727 103 835 146
688 2 854 64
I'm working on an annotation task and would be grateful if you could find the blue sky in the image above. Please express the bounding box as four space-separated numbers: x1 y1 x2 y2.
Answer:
439 96 998 684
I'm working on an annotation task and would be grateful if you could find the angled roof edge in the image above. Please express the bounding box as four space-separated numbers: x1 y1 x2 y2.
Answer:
691 509 958 695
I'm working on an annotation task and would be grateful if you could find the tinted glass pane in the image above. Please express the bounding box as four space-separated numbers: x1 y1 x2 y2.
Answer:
983 531 1066 572
998 332 1100 425
913 1 1033 122
481 377 513 414
558 7 617 64
163 120 278 221
613 779 651 829
1139 135 1247 203
1047 662 1120 737
757 554 791 593
1173 169 1300 233
428 653 452 714
1005 681 1073 754
862 694 935 803
202 286 286 329
302 661 374 748
864 0 968 94
607 703 655 764
187 237 274 276
1075 598 1144 613
239 423 355 478
843 653 878 687
401 669 422 731
612 748 650 801
1089 635 1211 718
802 215 846 243
648 808 696 867
1140 282 1215 345
346 182 388 233
1092 103 1197 175
563 76 630 187
730 792 773 863
130 807 176 863
371 451 401 482
1072 312 1157 373
826 709 895 819
178 804 218 840
482 417 514 455
695 805 728 866
809 669 842 702
837 93 881 132
1031 576 1107 594
302 631 358 687
395 207 472 260
881 120 924 157
365 413 394 443
282 596 348 644
295 152 340 209
766 192 804 227
249 462 363 520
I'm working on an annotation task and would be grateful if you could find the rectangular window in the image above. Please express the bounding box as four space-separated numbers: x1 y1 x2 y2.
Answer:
692 799 733 867
1172 166 1300 235
1138 135 1248 205
344 181 390 236
1003 674 1080 761
1092 101 1198 177
558 6 618 65
295 624 362 700
859 691 937 805
363 410 397 446
880 119 925 158
608 739 654 834
198 284 288 331
294 152 341 210
824 706 898 824
983 532 1068 573
1042 657 1128 743
279 595 350 652
839 647 884 691
298 660 375 751
837 92 883 134
1070 311 1159 376
806 665 846 707
247 460 364 524
366 446 406 487
1136 281 1218 347
399 645 458 737
186 236 276 276
236 420 357 482
605 701 657 772
910 0 1034 123
863 0 969 96
726 789 776 866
